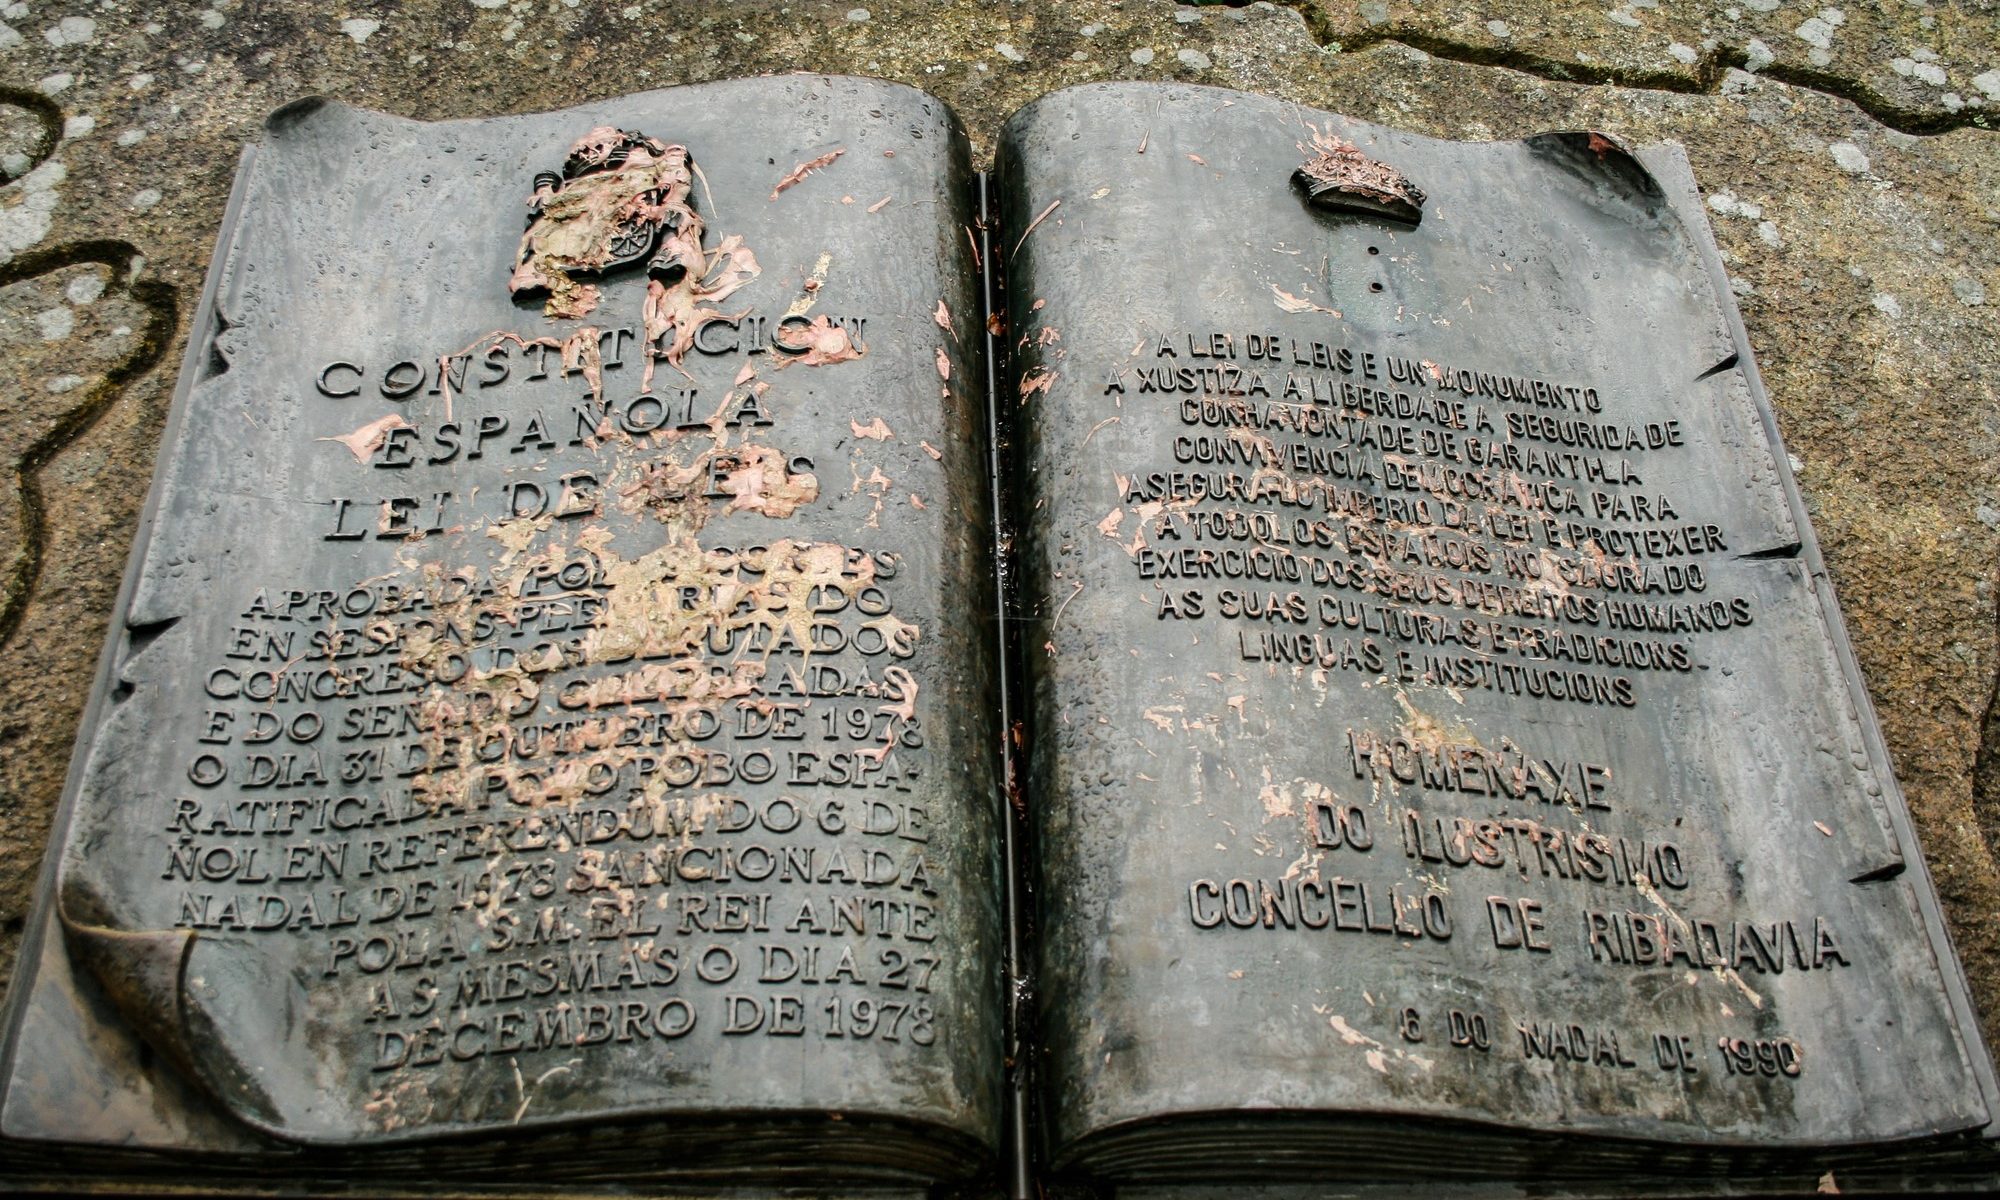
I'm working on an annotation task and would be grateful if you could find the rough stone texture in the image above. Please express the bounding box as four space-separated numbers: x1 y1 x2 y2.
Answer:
1303 0 2000 133
0 0 1993 1073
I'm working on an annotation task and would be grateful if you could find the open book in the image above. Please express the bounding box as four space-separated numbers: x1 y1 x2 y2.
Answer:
1 75 1992 1192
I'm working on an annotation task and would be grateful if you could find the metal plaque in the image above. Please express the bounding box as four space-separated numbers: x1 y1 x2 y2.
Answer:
0 75 1001 1185
998 82 1994 1181
2 72 1993 1194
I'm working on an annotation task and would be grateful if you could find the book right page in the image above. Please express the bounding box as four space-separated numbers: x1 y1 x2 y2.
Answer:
998 82 1989 1180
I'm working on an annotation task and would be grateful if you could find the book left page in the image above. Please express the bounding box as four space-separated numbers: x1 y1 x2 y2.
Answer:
1 75 1001 1178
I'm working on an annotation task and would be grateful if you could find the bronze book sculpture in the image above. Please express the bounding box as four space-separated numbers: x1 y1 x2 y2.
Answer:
0 75 1992 1196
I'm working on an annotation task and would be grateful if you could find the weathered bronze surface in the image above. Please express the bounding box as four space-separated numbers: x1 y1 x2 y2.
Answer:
2 72 1995 1196
0 75 1001 1185
999 82 1995 1183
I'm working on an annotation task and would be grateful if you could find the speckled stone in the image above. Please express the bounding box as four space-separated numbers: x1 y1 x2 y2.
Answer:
1300 0 1998 133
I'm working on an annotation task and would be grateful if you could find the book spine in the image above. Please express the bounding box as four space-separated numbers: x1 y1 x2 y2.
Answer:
978 168 1037 1200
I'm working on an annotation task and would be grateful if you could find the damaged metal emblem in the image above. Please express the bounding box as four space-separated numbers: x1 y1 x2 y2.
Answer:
1293 133 1426 225
509 126 707 319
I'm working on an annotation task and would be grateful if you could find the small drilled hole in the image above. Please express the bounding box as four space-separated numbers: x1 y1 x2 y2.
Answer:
1367 246 1380 255
1369 281 1384 293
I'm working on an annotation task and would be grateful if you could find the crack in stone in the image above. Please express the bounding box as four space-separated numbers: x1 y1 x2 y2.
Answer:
0 87 62 184
1225 0 1996 138
1973 581 2000 870
0 240 177 653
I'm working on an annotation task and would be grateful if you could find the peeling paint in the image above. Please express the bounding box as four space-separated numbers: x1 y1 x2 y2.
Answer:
770 147 846 200
773 314 864 367
1293 126 1426 224
321 413 411 462
510 128 701 321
